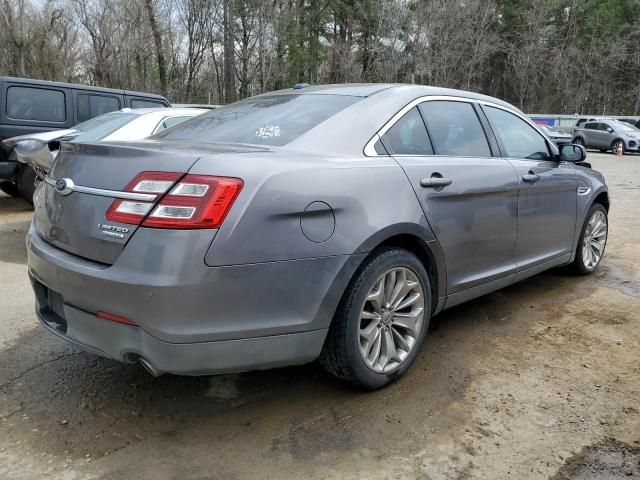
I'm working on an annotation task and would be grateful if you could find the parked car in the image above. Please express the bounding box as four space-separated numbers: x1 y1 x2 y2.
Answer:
0 76 170 200
618 118 640 129
5 108 206 185
572 119 640 154
27 84 609 390
541 125 573 145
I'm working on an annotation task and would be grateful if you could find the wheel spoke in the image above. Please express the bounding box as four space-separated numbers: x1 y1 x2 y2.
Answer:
381 329 397 367
383 270 396 306
361 310 381 321
366 276 385 313
391 326 411 352
395 291 422 311
367 330 382 365
392 307 423 335
387 269 408 307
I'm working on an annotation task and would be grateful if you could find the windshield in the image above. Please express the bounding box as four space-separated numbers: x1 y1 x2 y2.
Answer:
154 94 361 146
67 112 140 142
616 122 640 133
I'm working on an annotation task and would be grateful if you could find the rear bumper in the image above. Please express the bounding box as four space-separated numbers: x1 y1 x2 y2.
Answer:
27 220 358 374
32 283 326 375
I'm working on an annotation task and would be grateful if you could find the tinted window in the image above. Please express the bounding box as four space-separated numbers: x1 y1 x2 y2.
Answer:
383 107 433 155
584 122 597 130
77 94 120 122
419 101 491 157
156 94 360 146
6 86 65 122
484 106 550 160
131 99 166 109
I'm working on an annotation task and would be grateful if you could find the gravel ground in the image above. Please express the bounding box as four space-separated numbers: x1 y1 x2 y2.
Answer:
0 152 639 480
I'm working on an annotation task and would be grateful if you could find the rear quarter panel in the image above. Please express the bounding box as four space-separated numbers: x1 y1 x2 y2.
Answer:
189 152 436 266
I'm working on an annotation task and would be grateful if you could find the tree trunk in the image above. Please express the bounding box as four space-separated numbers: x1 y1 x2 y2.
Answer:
144 0 167 96
223 0 236 104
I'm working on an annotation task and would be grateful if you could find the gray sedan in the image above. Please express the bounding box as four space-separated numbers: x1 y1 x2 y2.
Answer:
27 84 609 390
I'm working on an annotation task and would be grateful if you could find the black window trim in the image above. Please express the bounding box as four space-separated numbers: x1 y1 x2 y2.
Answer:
5 85 67 123
363 95 557 158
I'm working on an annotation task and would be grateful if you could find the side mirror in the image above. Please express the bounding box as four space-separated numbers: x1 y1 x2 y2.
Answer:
607 128 614 133
559 144 586 163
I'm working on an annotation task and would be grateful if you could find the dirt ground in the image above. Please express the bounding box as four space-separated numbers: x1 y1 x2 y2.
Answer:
0 152 639 480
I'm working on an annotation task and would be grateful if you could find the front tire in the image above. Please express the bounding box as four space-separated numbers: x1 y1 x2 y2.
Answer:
571 204 608 275
319 247 431 390
611 139 624 155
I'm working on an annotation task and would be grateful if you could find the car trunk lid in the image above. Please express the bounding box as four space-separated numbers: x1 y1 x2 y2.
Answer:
33 140 262 265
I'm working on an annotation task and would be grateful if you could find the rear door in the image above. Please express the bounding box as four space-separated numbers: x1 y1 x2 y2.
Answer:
387 99 519 294
482 105 577 271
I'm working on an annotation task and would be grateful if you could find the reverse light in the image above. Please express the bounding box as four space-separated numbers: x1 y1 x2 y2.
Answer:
105 171 243 229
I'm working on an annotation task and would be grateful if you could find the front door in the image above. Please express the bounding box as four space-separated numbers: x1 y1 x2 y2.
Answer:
382 100 520 294
482 105 578 270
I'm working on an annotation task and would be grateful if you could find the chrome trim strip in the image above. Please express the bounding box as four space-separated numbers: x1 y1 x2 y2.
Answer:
44 176 157 201
363 94 557 157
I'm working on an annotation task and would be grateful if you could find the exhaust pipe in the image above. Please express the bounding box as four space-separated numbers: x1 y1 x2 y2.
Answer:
139 357 164 377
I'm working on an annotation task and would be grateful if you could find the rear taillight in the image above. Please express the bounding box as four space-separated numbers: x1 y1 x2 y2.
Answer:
105 171 243 229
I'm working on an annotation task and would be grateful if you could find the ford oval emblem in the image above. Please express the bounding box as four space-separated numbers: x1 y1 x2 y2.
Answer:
55 178 75 196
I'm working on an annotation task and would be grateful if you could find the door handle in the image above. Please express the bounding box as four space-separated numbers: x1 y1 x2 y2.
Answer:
420 177 452 188
522 173 540 183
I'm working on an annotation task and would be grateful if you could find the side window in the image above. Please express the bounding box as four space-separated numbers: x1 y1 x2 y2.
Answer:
382 107 433 155
6 86 66 122
154 116 191 133
131 99 165 109
90 95 119 117
418 100 491 157
77 94 120 123
599 123 613 132
484 106 551 161
583 122 597 130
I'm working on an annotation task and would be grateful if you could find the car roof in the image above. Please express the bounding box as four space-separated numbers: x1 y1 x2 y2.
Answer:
255 83 517 115
0 76 168 101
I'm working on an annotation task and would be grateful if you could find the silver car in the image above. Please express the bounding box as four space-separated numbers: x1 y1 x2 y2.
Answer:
27 84 609 390
5 108 207 174
572 119 640 154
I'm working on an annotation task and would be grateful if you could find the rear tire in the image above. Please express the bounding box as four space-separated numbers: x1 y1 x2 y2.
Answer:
16 165 37 205
0 181 20 197
571 203 608 275
573 137 585 147
319 247 431 390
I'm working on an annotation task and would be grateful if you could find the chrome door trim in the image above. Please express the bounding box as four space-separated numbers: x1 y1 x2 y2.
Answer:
44 176 157 201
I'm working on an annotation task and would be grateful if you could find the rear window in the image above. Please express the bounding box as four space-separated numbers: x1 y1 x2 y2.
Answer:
68 112 140 142
155 94 361 146
6 86 66 122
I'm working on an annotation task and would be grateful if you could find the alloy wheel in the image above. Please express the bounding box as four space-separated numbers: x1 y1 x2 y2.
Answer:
358 267 425 374
582 210 607 270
